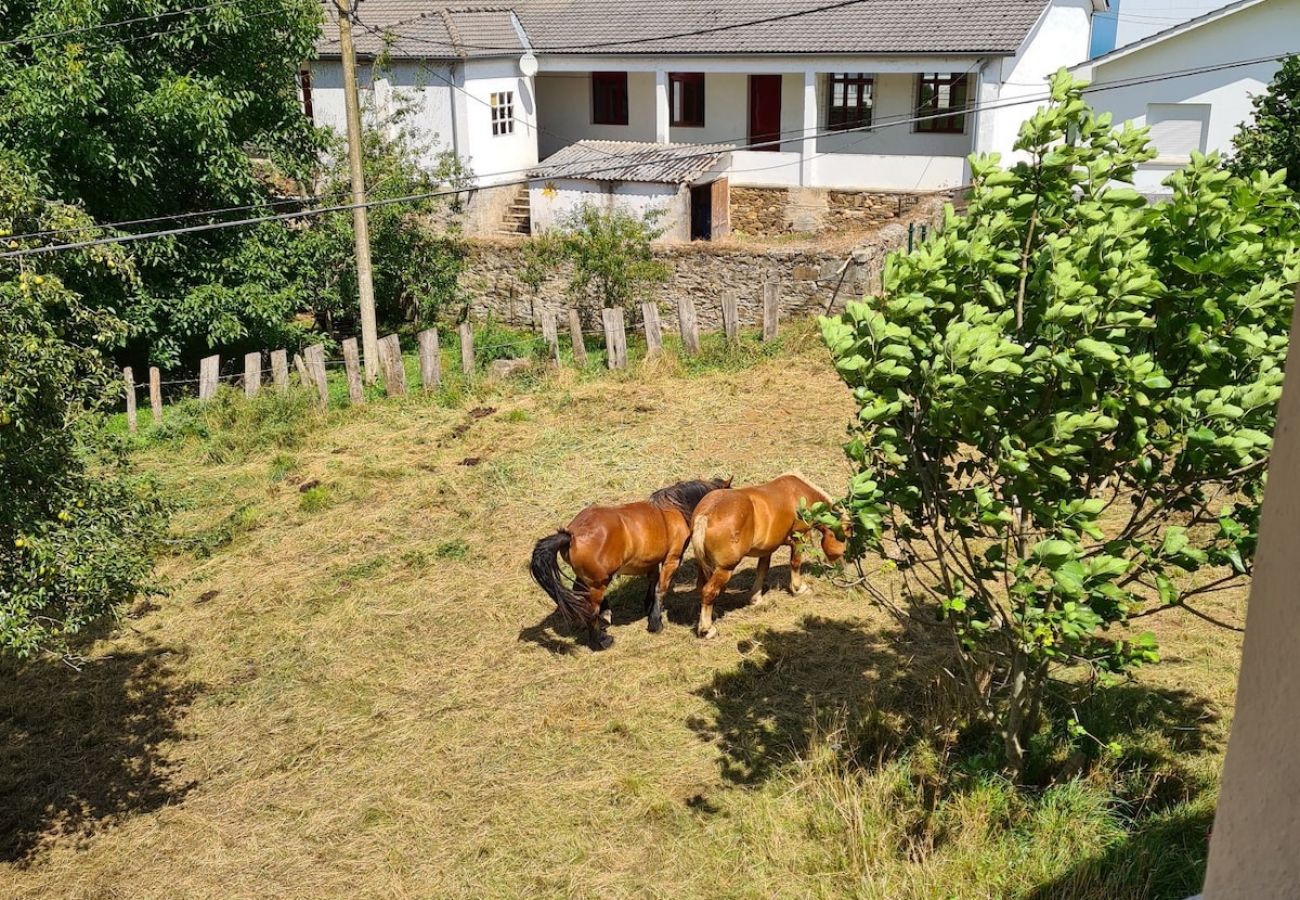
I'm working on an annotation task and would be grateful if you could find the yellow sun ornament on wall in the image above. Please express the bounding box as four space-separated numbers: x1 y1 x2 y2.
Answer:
542 181 558 199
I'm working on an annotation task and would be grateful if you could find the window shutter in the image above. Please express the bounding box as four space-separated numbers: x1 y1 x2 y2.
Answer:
1146 104 1210 160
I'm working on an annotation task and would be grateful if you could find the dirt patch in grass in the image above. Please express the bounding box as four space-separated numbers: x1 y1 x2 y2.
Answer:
1 323 1244 899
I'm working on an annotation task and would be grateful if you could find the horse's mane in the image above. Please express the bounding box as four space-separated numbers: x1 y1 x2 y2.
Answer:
649 477 730 518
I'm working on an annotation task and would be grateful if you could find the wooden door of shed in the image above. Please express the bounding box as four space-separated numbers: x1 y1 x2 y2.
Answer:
710 177 730 242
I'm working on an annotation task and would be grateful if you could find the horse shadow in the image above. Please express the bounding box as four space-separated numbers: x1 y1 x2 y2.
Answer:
517 557 797 652
0 638 200 863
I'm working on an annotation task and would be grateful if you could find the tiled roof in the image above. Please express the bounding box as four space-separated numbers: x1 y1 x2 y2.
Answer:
318 0 1053 59
529 141 734 184
318 2 523 58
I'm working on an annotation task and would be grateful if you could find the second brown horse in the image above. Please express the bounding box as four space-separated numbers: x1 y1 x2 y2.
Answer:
531 477 730 650
690 473 850 639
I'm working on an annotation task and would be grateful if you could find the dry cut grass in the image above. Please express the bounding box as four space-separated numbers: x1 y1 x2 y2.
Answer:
0 322 1245 899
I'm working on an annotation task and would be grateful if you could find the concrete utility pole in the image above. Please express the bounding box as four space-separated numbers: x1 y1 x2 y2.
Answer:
334 0 380 384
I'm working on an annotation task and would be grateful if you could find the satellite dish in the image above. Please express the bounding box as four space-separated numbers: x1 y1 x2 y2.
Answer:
519 52 539 77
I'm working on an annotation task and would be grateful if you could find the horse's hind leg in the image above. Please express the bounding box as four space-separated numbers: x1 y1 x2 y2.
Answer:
586 582 614 651
642 564 662 632
697 568 733 639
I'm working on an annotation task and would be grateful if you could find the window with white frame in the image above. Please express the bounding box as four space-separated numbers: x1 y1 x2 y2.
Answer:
1146 103 1211 161
491 91 514 136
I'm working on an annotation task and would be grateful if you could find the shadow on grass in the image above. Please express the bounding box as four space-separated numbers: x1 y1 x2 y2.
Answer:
0 640 200 864
688 615 934 785
1021 804 1214 900
517 558 802 653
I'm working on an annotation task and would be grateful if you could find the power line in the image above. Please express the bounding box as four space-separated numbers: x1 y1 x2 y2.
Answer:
4 49 1293 260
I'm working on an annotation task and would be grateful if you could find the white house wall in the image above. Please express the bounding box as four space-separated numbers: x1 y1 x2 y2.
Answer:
1076 0 1296 190
1112 0 1238 48
459 58 540 186
978 0 1098 165
535 72 659 156
528 179 689 241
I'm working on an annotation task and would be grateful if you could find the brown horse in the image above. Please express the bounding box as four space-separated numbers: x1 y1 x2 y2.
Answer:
689 472 850 638
531 477 731 650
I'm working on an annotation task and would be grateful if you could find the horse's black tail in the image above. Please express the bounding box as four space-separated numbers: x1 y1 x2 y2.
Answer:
530 531 590 624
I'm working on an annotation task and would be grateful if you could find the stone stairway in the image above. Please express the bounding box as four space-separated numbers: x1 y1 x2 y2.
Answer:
498 187 532 236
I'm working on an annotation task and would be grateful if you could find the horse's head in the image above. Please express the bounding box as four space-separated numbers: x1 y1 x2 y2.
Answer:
818 508 854 563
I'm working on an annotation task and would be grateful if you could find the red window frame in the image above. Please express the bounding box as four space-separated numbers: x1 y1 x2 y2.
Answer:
827 73 873 131
592 71 629 126
669 72 705 128
915 72 969 134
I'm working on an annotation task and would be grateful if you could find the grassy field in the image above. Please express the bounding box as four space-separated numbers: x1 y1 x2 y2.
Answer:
0 322 1244 899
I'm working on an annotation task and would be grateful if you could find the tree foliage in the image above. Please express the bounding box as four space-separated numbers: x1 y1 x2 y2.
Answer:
1 157 166 658
212 88 473 342
821 71 1300 774
1230 55 1300 194
0 0 326 366
551 203 670 310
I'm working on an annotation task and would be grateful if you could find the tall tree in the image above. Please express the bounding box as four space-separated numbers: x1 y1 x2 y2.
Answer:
1230 55 1300 193
0 0 327 367
1 154 166 659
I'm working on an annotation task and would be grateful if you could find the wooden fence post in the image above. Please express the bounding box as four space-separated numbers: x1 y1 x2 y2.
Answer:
123 367 138 433
244 352 262 398
641 302 663 357
304 344 329 407
459 322 475 376
292 353 310 388
602 307 628 370
379 334 407 397
721 292 740 344
271 349 289 391
540 309 560 365
763 282 781 342
418 329 441 391
149 367 162 426
199 355 220 402
342 337 365 404
678 296 701 356
567 309 588 366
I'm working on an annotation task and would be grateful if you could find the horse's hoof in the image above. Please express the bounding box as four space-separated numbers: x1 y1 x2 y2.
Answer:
697 625 719 640
749 592 769 608
647 617 663 634
792 584 811 596
592 632 615 651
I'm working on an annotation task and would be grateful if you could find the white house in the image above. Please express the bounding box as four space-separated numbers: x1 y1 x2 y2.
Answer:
1106 0 1238 51
311 0 1110 238
1073 0 1299 193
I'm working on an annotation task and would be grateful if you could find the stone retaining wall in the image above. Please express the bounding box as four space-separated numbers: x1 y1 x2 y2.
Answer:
730 186 937 239
458 197 945 334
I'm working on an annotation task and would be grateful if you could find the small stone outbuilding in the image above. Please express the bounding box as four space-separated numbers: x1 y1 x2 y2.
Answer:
527 141 734 243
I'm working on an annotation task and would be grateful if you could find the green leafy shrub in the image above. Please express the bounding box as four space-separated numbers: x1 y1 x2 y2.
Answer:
1 160 167 658
532 203 670 311
820 70 1300 774
1229 55 1300 193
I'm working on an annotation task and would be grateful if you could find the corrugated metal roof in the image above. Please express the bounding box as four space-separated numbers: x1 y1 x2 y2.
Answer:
317 0 1053 59
529 141 734 184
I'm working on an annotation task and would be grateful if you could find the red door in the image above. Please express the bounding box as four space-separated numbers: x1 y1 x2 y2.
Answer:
748 75 783 152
